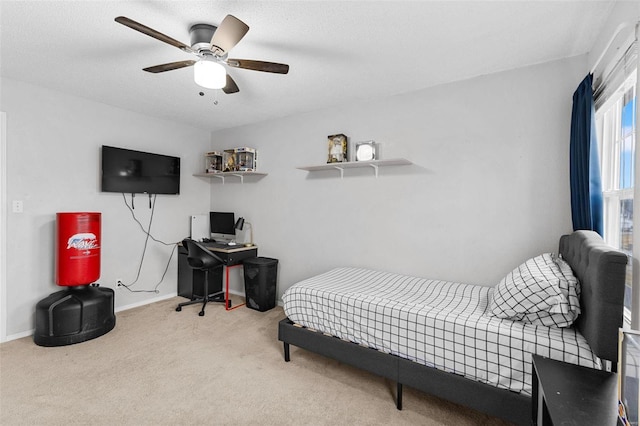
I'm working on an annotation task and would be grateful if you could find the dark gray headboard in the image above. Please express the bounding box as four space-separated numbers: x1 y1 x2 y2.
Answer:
559 230 628 364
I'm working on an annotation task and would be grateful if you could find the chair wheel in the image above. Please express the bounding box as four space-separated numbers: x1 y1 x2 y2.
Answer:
176 306 182 312
198 311 205 316
227 300 232 309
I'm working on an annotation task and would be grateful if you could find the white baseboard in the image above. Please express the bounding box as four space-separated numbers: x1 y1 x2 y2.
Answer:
0 291 274 344
3 328 34 343
0 292 179 344
115 292 178 313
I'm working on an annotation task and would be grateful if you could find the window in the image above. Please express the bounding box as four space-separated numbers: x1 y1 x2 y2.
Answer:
597 70 637 324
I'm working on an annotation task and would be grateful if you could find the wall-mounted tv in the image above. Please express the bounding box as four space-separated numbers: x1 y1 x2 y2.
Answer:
101 145 180 195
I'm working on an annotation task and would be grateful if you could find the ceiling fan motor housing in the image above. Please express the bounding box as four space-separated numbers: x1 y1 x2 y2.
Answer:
189 24 217 52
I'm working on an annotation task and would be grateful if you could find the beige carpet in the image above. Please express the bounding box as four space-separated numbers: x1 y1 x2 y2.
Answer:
0 297 513 425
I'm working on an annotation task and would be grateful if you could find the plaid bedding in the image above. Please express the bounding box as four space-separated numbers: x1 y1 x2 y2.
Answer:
282 267 600 395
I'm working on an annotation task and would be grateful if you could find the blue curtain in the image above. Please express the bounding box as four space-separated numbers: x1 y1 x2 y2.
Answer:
570 74 603 236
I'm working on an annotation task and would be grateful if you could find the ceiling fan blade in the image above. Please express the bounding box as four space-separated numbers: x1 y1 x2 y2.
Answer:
143 60 196 73
209 15 249 56
222 74 239 94
226 59 289 74
115 16 194 54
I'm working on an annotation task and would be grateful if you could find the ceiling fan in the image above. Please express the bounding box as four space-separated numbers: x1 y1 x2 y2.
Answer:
115 14 289 94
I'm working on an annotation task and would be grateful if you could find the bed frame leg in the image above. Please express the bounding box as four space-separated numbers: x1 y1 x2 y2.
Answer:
283 342 290 362
396 383 403 410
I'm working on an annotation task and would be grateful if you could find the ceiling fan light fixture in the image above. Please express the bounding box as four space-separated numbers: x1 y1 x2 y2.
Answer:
194 59 226 89
116 15 289 95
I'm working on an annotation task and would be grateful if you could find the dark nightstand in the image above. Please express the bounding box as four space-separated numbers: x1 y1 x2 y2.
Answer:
532 354 619 425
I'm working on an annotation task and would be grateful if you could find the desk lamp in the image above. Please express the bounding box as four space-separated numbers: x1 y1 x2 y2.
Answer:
234 217 254 247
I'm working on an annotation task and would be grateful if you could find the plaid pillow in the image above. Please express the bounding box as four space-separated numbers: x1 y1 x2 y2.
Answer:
487 253 581 327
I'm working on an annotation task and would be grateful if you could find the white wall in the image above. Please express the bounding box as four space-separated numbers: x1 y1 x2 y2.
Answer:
210 56 587 297
587 1 640 76
0 54 591 338
1 78 212 339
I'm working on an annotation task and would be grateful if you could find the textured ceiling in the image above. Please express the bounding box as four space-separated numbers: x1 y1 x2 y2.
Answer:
1 1 615 132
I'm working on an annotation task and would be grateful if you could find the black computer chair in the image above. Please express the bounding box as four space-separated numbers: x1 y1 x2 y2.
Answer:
176 238 227 316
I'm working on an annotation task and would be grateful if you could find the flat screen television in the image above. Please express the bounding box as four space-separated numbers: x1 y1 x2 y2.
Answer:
101 145 180 195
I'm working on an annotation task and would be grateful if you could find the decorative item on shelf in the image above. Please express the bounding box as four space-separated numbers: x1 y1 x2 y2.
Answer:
236 147 257 171
234 217 254 247
204 151 223 173
327 134 348 163
355 141 377 162
223 147 258 172
223 150 236 171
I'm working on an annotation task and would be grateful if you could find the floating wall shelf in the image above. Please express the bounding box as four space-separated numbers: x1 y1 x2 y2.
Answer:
193 171 268 184
297 158 412 178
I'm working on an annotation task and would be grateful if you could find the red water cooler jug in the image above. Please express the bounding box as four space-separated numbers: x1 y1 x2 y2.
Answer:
55 212 101 286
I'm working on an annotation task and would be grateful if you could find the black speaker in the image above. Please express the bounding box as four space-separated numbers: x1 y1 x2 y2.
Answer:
243 257 278 312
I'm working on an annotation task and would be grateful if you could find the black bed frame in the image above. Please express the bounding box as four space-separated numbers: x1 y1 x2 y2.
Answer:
278 231 628 425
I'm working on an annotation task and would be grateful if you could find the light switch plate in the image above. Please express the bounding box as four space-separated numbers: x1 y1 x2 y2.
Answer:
12 200 23 213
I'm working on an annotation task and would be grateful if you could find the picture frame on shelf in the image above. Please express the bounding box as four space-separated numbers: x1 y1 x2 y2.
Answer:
327 134 348 163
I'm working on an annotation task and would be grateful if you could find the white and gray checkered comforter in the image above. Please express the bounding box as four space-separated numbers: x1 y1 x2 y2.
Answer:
282 267 600 395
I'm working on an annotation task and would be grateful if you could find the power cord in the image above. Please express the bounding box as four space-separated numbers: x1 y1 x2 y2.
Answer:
123 193 174 246
117 193 179 293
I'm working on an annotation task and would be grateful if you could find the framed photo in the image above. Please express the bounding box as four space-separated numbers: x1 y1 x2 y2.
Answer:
355 141 376 161
327 134 348 163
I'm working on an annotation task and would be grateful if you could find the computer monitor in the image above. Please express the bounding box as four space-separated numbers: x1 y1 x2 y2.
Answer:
210 212 235 242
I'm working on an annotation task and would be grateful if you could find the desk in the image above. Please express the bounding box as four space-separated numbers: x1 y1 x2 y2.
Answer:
177 242 257 311
205 243 258 311
532 354 618 425
203 243 258 265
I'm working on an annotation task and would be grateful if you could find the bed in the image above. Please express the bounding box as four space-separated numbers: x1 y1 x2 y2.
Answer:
277 230 628 425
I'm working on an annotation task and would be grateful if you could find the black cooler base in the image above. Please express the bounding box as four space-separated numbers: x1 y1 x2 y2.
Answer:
34 285 115 347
